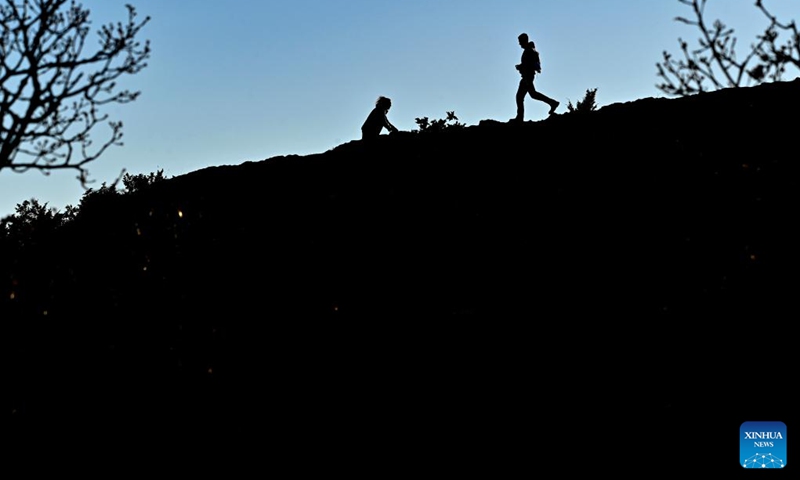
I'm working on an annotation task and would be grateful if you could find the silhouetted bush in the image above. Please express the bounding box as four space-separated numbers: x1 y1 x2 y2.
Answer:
72 169 167 218
75 182 121 215
567 88 598 113
122 169 167 193
0 199 75 248
414 111 465 133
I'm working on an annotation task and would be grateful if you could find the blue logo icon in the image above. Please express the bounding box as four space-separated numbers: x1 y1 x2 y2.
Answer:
740 421 787 469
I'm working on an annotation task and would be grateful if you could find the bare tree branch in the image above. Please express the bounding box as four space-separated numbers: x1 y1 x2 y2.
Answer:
0 0 150 185
656 0 799 96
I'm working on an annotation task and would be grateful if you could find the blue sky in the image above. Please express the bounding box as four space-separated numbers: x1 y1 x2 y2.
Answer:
2 0 798 218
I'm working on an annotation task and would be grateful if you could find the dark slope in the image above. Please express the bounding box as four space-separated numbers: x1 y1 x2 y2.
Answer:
48 77 800 318
6 78 799 472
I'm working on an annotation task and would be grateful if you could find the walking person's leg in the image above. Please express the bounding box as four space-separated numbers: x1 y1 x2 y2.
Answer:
514 78 528 121
528 78 559 114
530 91 559 114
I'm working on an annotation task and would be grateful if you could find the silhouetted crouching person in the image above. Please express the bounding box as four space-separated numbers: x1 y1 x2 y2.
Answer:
513 33 559 121
362 96 398 140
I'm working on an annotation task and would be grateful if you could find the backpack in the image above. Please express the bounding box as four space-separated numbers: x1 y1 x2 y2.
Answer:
532 48 542 73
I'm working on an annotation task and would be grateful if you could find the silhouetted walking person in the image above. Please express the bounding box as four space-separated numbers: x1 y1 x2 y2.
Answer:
513 33 559 121
362 96 398 140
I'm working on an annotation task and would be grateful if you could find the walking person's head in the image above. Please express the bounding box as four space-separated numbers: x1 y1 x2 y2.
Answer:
376 96 392 112
518 33 534 49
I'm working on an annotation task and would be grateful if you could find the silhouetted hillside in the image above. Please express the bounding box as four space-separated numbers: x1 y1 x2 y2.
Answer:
5 79 799 472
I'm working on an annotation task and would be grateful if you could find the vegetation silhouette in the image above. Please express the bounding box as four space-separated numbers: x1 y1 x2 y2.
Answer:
657 0 799 95
0 0 151 185
567 88 599 114
413 111 465 133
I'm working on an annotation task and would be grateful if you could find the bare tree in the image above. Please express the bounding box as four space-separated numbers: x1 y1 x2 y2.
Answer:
0 0 150 184
657 0 799 96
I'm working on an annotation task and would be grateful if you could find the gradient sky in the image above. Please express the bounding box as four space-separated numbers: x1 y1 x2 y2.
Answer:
2 0 798 218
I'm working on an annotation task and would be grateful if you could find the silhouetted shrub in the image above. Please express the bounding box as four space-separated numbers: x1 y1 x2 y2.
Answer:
567 88 598 113
79 182 119 206
0 199 75 248
73 169 166 217
414 111 465 133
122 169 167 193
72 182 123 220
